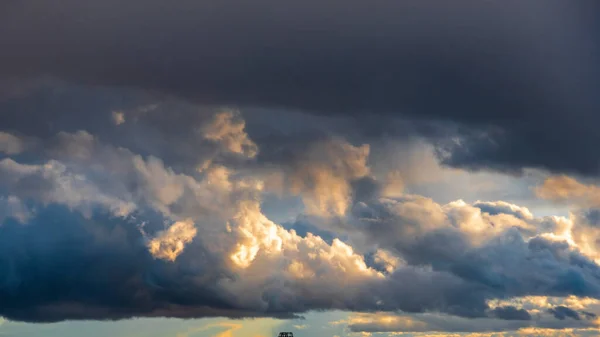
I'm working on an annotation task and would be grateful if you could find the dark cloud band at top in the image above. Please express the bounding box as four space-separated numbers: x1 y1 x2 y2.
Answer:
3 1 600 174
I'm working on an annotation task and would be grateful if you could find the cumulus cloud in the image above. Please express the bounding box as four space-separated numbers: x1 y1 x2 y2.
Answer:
2 5 600 336
0 157 136 218
373 249 403 274
347 193 600 313
2 103 600 337
146 219 198 261
286 139 370 216
202 110 258 158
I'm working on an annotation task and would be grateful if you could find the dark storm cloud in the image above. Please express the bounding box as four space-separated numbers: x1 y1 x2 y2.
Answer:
3 1 600 175
0 206 236 322
1 131 600 325
489 306 531 321
4 2 600 326
548 306 582 320
0 203 494 322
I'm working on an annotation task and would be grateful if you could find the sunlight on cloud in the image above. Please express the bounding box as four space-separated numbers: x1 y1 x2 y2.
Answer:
536 175 600 208
3 105 600 336
146 219 197 261
202 110 258 158
288 139 370 217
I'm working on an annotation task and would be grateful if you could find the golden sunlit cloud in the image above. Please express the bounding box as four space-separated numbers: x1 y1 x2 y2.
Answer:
146 219 198 261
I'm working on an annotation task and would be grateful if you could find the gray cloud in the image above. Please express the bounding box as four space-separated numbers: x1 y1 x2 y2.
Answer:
0 129 496 322
548 306 583 320
345 309 597 334
489 306 532 321
3 1 600 175
346 194 600 303
1 66 600 333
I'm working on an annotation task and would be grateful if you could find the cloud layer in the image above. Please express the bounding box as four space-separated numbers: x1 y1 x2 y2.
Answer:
2 3 600 334
0 105 599 337
3 1 600 175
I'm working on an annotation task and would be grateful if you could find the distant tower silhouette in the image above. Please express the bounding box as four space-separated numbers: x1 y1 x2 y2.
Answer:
278 332 294 337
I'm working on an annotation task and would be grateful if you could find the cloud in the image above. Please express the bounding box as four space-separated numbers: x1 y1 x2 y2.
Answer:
145 219 198 261
0 131 27 155
3 1 600 175
285 138 370 216
0 126 492 322
548 306 583 321
111 111 125 125
0 195 31 224
0 157 136 218
348 194 600 309
373 249 403 274
340 301 599 334
345 313 428 333
3 104 600 333
536 176 600 208
489 306 531 321
201 110 258 158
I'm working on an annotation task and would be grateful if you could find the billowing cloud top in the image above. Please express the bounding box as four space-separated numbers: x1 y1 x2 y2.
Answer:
2 2 600 336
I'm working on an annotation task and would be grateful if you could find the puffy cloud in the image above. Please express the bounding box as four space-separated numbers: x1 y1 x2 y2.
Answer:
346 194 600 312
536 176 600 208
286 139 370 216
565 211 600 264
3 103 600 335
473 201 534 221
373 249 403 274
0 157 136 218
202 110 258 158
146 219 197 261
0 125 387 321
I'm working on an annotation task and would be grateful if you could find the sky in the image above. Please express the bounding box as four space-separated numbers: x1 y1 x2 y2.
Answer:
2 1 600 337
